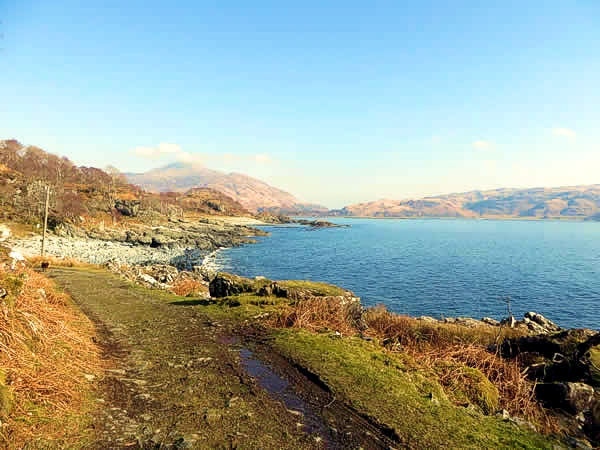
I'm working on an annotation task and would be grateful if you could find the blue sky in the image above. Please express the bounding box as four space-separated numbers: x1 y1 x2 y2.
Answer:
1 1 599 207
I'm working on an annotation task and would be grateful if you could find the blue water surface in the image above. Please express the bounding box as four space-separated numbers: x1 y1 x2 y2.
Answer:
214 219 600 329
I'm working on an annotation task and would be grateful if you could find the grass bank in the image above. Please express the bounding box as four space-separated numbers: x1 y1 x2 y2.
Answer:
0 249 103 449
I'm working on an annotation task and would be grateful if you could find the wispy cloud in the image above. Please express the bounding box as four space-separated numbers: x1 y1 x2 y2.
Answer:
472 140 491 150
254 153 273 164
552 127 576 137
130 143 183 160
129 143 273 167
177 151 205 165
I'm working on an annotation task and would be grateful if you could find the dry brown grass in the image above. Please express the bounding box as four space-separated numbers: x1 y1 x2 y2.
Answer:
27 254 92 269
0 261 103 448
271 299 557 433
362 305 558 433
271 297 360 337
169 278 209 297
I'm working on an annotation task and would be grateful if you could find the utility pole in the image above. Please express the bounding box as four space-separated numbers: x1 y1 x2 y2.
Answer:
41 185 50 257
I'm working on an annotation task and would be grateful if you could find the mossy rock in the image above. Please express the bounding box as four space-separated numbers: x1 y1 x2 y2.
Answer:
435 362 499 415
501 329 596 361
274 280 349 299
588 346 600 387
0 371 13 418
209 273 257 298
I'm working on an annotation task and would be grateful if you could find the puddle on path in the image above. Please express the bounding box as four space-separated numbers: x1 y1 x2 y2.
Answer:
239 347 332 442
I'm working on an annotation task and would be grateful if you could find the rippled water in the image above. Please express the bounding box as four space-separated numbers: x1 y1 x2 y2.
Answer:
214 219 600 329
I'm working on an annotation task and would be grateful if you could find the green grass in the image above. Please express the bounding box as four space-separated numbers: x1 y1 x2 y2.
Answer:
276 280 348 297
433 362 499 414
272 329 555 450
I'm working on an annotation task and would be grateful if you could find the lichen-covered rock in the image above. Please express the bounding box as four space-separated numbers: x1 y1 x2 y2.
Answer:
524 312 561 333
588 346 600 388
452 317 486 328
418 316 439 323
481 317 500 326
142 265 179 284
500 329 597 360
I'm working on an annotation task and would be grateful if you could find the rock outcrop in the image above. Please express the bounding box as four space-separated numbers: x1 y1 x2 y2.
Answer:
416 312 561 335
114 199 140 217
535 382 594 414
105 260 210 298
209 273 255 298
500 328 599 445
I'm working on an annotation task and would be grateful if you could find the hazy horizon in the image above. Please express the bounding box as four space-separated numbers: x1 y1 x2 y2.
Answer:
1 1 599 208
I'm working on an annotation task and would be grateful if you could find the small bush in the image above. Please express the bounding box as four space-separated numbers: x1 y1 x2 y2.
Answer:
170 279 208 297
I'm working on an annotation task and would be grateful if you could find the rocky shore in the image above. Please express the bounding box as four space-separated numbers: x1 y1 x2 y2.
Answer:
7 219 268 269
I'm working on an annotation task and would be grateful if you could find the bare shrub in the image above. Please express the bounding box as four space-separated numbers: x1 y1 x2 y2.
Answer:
169 279 209 297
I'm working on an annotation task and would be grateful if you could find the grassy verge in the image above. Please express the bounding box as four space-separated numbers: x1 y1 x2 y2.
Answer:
272 329 554 449
0 256 103 449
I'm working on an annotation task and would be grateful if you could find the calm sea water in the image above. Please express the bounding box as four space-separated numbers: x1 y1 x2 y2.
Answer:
214 219 600 330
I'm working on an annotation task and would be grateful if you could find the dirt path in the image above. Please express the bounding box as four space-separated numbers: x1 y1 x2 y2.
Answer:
48 268 400 450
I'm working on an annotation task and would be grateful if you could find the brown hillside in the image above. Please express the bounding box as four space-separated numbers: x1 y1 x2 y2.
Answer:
127 163 327 214
334 185 600 219
0 140 250 227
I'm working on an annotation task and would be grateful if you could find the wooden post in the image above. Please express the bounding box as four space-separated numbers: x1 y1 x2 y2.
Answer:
41 185 50 257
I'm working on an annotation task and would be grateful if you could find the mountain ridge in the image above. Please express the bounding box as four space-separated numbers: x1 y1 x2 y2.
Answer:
126 163 328 214
330 185 600 220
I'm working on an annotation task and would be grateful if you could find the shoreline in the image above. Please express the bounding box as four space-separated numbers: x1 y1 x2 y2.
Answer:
295 215 598 222
6 218 598 331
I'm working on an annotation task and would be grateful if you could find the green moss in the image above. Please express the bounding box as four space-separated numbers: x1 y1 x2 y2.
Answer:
272 329 554 449
0 370 14 418
276 280 347 297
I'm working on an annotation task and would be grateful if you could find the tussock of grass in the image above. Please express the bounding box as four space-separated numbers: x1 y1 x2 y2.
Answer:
0 259 103 448
28 255 94 269
271 296 361 337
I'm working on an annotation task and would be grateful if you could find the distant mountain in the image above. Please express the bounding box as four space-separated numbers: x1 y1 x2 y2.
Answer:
331 185 600 220
127 163 327 214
